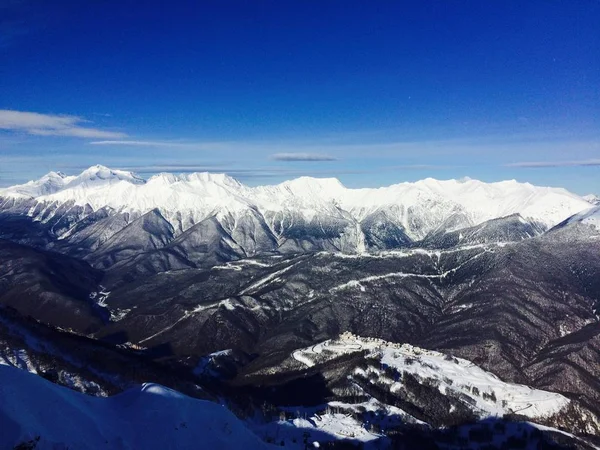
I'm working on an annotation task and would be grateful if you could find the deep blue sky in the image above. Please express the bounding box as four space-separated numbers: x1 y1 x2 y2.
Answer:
1 0 598 193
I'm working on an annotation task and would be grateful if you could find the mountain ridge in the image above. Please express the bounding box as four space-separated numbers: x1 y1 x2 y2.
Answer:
0 166 591 244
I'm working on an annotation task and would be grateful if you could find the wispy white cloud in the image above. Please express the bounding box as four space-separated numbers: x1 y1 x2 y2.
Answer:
90 140 189 147
89 140 231 150
506 159 600 168
270 152 338 162
88 135 600 163
92 142 340 160
388 164 462 170
110 164 227 173
0 110 127 139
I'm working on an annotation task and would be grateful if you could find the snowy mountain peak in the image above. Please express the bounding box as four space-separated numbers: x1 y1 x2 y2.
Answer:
147 172 181 185
0 170 76 198
278 176 345 196
146 172 244 190
181 171 243 188
583 194 600 205
70 165 145 187
48 170 69 179
39 171 73 184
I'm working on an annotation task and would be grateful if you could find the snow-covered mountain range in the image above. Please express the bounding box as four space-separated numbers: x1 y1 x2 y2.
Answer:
0 165 592 256
2 166 600 448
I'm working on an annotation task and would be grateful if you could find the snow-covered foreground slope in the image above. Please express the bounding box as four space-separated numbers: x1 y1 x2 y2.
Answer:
291 333 570 420
0 165 591 241
0 365 274 450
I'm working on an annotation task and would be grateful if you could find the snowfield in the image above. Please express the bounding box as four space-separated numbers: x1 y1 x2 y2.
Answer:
0 365 274 450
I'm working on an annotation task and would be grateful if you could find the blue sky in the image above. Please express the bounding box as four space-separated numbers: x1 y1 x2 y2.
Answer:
1 1 598 193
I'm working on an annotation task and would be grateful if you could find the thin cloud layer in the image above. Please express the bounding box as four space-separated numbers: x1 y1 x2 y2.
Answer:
507 159 600 168
89 140 231 150
270 152 337 162
91 140 192 147
0 110 127 139
105 164 226 173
